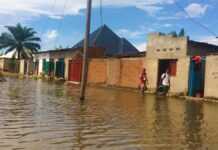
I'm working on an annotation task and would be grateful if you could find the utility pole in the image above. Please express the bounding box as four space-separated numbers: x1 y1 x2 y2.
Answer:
80 0 92 100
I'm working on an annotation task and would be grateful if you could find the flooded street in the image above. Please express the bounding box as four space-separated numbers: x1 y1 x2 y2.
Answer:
0 78 218 150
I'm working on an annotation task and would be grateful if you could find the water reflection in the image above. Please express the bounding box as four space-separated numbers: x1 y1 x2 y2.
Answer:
152 97 173 150
184 101 204 150
0 78 218 150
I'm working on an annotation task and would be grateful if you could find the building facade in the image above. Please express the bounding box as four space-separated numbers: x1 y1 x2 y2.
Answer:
146 33 218 97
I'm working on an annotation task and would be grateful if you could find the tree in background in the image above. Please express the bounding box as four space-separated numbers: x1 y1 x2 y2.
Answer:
0 23 41 60
168 31 178 37
167 28 186 37
178 28 185 37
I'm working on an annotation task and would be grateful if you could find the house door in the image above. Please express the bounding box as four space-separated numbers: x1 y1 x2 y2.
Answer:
55 58 65 78
188 56 206 97
68 58 82 82
157 59 177 88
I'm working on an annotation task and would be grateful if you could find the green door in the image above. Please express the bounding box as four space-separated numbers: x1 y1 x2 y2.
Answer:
55 58 65 78
43 59 54 75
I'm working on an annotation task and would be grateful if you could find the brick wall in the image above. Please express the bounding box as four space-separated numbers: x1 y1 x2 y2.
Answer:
88 57 145 88
107 59 121 86
120 58 144 88
88 59 107 84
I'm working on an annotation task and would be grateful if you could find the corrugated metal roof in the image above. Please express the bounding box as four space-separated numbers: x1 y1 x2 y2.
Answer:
72 25 139 56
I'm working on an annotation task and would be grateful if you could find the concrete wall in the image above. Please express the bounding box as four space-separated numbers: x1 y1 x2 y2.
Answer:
145 58 158 91
38 59 43 75
170 58 190 94
145 33 190 94
205 55 218 98
146 33 188 59
145 57 190 94
0 58 4 71
88 57 145 88
64 58 70 80
19 60 25 74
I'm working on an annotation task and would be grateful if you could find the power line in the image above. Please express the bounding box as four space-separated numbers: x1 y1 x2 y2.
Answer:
174 1 217 37
39 0 57 50
55 0 69 48
100 0 103 26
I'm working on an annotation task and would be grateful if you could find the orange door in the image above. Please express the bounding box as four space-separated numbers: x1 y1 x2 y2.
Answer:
68 58 82 82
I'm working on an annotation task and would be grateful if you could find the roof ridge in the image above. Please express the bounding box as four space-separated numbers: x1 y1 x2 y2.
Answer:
92 25 105 45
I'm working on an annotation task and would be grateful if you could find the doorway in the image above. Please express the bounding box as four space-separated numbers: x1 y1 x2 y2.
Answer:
188 57 205 97
55 58 65 78
157 59 177 88
68 57 83 82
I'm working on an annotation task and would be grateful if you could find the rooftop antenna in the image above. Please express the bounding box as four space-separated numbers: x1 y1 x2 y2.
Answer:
80 0 92 100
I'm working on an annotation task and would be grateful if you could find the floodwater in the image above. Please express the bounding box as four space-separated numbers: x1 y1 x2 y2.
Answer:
0 78 218 150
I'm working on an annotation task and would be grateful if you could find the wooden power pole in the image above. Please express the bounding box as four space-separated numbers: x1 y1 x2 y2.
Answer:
80 0 92 100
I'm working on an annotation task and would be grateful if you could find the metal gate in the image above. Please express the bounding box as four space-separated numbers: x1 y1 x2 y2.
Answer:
55 58 65 78
188 57 206 97
68 58 82 82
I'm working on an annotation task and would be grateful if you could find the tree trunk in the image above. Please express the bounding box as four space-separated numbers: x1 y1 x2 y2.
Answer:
17 47 21 60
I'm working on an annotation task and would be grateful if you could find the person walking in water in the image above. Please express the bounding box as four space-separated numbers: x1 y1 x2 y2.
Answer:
139 68 148 94
159 69 170 95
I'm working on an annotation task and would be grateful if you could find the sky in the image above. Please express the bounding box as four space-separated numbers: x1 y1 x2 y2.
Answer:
0 0 217 51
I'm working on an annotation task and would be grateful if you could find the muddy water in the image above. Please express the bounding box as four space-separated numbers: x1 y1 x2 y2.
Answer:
0 78 218 150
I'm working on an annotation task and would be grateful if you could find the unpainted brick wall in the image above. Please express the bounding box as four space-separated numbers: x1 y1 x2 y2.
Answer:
88 57 145 88
88 59 107 84
120 58 144 88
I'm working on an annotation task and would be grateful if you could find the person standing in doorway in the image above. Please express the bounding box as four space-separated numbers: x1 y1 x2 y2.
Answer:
160 69 170 95
139 68 148 94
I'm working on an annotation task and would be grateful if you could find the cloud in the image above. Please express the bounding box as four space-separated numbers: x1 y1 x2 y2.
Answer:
157 3 209 20
136 5 163 15
117 29 144 39
0 0 175 19
163 23 172 27
40 29 59 50
136 42 147 52
117 26 155 39
45 30 58 40
200 36 218 46
185 3 208 18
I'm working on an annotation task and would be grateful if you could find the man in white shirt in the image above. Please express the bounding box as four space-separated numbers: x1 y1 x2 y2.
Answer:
160 69 170 94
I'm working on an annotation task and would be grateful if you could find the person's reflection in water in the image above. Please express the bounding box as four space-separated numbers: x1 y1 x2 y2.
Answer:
184 101 204 150
152 97 173 150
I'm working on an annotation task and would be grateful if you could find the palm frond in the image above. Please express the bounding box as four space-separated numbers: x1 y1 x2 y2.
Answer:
23 42 41 51
5 46 16 54
1 23 41 59
25 37 41 42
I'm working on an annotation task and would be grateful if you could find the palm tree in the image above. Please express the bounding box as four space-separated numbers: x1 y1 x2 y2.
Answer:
0 23 41 60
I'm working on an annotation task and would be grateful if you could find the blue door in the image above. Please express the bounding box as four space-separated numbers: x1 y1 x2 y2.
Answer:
188 57 205 97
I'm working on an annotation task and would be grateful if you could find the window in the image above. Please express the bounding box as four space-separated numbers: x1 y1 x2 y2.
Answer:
176 48 180 51
157 49 160 52
169 48 173 51
163 48 167 52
